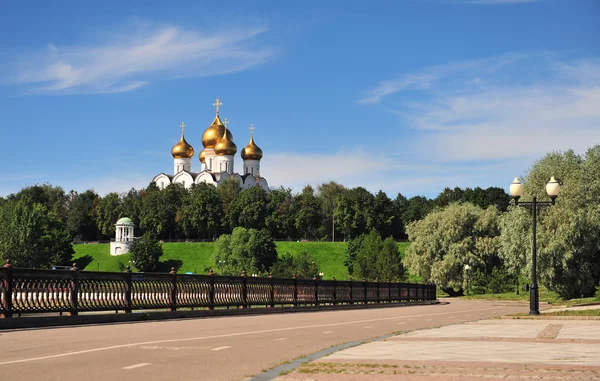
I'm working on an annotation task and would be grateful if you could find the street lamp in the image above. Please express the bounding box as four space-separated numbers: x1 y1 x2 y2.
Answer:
509 176 560 315
464 264 471 295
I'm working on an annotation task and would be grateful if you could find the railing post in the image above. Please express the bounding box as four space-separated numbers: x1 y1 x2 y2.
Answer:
387 279 391 303
332 276 337 306
268 272 275 308
208 269 215 310
241 270 247 308
169 267 177 312
124 266 132 313
363 278 367 305
1 259 13 318
396 280 401 303
292 274 298 307
349 277 353 305
376 277 380 304
313 275 319 307
69 263 79 316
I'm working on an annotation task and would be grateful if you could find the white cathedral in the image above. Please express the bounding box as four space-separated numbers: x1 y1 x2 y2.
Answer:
152 99 269 191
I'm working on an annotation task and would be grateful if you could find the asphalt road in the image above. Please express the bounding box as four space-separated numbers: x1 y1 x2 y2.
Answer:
0 300 529 381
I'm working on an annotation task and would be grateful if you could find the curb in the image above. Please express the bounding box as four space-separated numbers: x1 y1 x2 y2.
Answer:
0 300 439 331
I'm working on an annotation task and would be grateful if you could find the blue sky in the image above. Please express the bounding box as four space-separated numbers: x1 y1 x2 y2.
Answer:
1 0 598 198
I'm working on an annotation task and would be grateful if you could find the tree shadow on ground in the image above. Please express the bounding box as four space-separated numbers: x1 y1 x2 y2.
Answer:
157 259 183 273
73 255 94 270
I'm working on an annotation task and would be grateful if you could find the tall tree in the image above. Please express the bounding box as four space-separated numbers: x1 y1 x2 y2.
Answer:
139 183 186 239
265 187 296 239
180 183 222 239
401 195 434 226
293 185 323 239
228 186 269 230
334 187 375 240
317 182 346 241
218 178 242 232
0 198 73 268
122 188 143 230
67 190 100 241
372 190 397 238
96 192 124 238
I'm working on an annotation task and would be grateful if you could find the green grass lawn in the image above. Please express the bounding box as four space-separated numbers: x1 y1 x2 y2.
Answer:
541 309 600 316
73 241 412 281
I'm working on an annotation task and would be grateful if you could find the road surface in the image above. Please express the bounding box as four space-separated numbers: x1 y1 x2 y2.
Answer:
0 299 529 381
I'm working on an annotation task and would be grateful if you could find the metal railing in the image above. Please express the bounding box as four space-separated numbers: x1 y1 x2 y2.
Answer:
0 260 436 318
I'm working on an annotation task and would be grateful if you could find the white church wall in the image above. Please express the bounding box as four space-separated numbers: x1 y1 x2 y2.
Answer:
172 171 194 189
195 172 217 186
174 157 192 174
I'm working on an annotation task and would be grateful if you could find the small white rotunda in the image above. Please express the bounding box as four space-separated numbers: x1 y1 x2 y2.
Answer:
110 217 135 256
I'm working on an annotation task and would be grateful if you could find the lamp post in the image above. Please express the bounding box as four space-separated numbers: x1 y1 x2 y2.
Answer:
509 176 560 315
464 264 471 295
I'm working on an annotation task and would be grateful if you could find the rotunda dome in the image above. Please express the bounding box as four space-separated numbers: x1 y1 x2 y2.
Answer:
202 115 233 148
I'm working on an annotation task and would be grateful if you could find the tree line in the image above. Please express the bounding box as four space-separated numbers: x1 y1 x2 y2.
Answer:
0 181 510 245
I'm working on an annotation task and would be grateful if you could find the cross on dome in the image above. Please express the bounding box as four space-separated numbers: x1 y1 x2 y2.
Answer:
223 118 229 129
249 124 255 138
179 121 186 134
213 98 222 114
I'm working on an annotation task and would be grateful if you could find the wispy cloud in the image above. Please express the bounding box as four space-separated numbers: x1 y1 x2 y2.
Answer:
360 52 600 164
5 22 275 94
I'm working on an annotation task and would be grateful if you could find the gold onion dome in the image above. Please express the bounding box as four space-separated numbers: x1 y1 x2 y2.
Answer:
199 149 206 163
201 115 233 148
241 136 263 160
214 129 237 156
171 130 195 159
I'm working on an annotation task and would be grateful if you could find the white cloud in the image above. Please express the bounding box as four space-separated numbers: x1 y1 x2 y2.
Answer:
361 53 600 164
6 23 275 94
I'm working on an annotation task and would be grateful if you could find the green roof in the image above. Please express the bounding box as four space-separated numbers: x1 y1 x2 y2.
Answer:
116 217 134 225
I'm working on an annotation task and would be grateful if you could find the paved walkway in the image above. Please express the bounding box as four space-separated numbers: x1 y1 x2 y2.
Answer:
275 311 600 380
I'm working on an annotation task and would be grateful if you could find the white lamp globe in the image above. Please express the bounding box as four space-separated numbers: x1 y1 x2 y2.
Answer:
546 176 560 198
509 177 524 197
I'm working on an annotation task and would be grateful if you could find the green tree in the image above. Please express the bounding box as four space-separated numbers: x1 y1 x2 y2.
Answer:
401 196 434 226
213 227 277 275
139 183 186 239
372 190 398 238
67 190 100 241
500 146 600 298
130 232 163 272
334 187 375 240
218 177 242 231
292 185 323 239
316 182 346 241
96 192 124 238
265 187 296 239
180 183 222 239
122 188 143 229
228 186 269 230
0 198 73 268
344 234 364 275
13 184 70 223
271 251 320 279
351 230 404 280
403 203 501 296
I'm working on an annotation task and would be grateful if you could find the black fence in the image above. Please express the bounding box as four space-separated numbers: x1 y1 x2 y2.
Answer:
0 260 436 318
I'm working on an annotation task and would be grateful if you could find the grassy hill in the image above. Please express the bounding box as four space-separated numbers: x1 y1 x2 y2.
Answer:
73 241 413 281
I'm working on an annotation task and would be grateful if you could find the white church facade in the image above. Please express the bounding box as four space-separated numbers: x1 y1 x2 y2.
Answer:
152 99 269 191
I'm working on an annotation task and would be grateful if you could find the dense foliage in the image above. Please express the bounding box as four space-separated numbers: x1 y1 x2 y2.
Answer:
345 230 405 281
213 227 278 276
270 251 320 279
130 232 163 272
403 203 501 296
499 146 600 299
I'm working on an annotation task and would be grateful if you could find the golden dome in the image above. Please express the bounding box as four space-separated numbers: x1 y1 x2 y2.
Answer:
214 129 237 156
241 136 263 160
199 149 206 163
171 133 195 159
201 115 233 148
